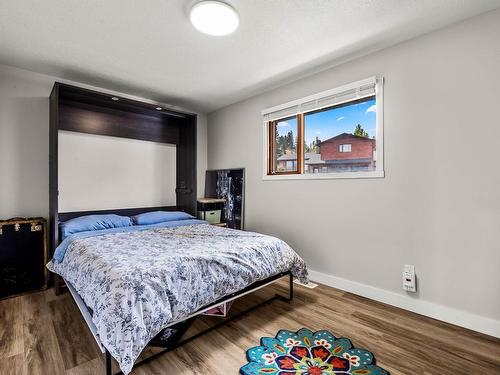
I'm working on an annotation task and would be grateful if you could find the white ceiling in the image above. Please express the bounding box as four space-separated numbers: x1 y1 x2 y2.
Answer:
1 0 499 112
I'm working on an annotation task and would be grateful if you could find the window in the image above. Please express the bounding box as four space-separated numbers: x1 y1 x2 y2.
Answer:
338 144 352 153
268 116 299 173
263 76 384 179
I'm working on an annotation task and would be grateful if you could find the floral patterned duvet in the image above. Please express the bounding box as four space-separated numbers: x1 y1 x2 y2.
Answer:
47 222 308 374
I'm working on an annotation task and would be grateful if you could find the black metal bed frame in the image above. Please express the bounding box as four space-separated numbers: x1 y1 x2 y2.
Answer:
104 271 294 375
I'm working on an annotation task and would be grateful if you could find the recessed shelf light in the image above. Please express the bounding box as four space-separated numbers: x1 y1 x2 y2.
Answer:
190 1 239 36
111 97 119 101
156 107 162 111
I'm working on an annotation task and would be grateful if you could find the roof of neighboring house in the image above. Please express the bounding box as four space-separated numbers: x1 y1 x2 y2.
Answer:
304 153 325 165
318 133 375 145
276 153 297 161
277 153 325 163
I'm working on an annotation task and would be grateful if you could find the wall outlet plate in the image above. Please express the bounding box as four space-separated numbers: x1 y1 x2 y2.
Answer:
403 264 416 292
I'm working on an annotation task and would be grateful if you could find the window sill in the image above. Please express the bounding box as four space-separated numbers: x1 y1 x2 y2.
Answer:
262 170 385 180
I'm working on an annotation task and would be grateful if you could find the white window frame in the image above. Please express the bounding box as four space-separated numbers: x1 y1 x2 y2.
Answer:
339 144 352 153
262 76 384 180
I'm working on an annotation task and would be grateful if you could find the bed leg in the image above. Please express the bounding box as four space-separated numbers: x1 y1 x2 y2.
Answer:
54 275 63 296
105 350 112 375
288 273 294 301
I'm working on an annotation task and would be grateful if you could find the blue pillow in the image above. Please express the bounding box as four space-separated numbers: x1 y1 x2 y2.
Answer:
60 214 133 239
131 211 194 225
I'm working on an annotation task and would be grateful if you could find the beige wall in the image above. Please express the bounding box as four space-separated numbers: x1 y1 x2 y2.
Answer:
58 131 177 212
208 9 500 325
0 64 208 219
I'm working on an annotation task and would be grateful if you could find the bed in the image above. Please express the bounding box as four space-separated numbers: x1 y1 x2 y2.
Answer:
47 213 308 375
48 84 308 374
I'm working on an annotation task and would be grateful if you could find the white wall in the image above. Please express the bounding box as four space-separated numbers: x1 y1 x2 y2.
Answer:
207 9 500 335
58 131 177 212
0 64 208 218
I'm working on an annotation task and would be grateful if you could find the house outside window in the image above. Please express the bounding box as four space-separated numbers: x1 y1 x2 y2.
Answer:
263 76 384 180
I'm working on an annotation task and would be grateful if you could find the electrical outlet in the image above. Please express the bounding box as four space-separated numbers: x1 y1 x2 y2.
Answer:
402 264 416 292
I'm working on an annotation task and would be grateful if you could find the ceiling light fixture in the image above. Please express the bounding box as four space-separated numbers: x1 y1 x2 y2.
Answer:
111 97 119 101
190 1 239 36
155 107 162 110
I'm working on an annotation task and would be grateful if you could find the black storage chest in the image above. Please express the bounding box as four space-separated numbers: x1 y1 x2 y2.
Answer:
0 217 48 299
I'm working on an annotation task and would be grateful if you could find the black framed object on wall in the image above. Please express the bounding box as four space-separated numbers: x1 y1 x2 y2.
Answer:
204 169 245 230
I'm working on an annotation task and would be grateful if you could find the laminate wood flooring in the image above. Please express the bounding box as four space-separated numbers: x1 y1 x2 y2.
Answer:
0 279 498 374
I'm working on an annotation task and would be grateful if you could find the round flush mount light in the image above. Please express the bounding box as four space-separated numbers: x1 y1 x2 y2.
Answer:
111 96 119 101
155 107 162 110
190 1 239 36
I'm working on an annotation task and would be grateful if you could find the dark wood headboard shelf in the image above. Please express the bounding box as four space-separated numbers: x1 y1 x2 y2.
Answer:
57 206 178 223
49 83 197 256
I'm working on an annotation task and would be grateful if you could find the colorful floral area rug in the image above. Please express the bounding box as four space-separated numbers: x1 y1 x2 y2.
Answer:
240 328 389 375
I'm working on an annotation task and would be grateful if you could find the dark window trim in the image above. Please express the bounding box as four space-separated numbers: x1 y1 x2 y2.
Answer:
267 115 303 175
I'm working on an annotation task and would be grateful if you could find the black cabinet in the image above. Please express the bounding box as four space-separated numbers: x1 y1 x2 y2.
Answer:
0 218 48 299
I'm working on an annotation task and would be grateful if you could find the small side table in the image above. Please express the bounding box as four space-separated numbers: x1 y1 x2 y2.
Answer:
197 198 226 226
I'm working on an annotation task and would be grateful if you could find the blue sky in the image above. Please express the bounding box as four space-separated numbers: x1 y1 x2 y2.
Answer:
277 98 376 145
305 98 376 144
276 117 297 139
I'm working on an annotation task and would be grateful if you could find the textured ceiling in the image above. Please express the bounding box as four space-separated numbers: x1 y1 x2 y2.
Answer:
1 0 499 112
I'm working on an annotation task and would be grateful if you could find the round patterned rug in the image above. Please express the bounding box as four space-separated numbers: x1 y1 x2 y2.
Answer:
240 328 389 375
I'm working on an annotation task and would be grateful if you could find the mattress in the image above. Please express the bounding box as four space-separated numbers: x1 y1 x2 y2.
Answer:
47 221 308 374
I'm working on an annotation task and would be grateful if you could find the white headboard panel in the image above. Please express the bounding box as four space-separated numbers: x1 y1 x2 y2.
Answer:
58 130 176 212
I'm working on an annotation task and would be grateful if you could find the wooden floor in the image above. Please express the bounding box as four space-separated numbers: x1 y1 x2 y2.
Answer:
0 279 499 375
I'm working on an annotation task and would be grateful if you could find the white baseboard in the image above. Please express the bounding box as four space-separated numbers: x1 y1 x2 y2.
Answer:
308 269 500 338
